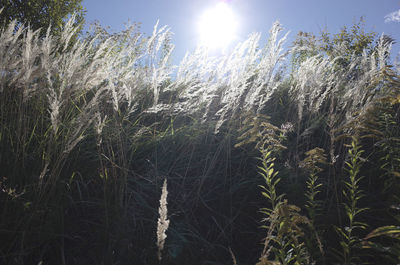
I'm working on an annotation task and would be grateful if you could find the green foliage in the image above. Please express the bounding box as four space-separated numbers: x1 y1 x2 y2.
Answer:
259 148 284 212
376 112 400 193
0 0 85 37
258 145 313 265
321 18 376 58
300 148 327 261
354 66 400 201
333 137 368 265
258 200 312 265
291 18 378 72
372 69 400 199
362 225 400 263
291 31 319 72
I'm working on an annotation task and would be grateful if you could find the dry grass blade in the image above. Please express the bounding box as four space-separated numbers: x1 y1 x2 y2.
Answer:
229 247 238 265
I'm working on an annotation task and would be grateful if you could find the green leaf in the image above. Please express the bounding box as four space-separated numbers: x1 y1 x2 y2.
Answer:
364 226 400 240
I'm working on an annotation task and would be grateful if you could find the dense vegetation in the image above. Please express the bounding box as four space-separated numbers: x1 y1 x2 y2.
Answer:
0 0 85 37
0 13 399 265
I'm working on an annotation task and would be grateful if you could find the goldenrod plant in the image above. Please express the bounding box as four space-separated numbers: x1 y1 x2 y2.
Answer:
332 137 367 265
257 140 313 265
301 147 327 223
300 148 327 262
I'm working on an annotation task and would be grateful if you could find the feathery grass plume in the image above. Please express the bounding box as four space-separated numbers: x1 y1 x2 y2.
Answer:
290 34 391 125
214 22 288 131
146 21 175 107
0 15 177 262
157 178 169 261
148 21 289 132
94 112 107 145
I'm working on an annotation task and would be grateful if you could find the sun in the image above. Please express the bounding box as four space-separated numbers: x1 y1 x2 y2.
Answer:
197 2 238 49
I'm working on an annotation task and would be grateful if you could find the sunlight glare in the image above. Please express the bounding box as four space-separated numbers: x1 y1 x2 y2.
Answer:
197 2 238 49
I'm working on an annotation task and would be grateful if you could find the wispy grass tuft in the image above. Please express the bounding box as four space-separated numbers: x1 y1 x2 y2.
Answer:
157 179 169 262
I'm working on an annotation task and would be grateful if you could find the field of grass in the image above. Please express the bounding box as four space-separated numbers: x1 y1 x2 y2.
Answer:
0 17 399 265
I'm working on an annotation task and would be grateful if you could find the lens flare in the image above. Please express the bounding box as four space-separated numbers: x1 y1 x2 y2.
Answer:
197 2 238 49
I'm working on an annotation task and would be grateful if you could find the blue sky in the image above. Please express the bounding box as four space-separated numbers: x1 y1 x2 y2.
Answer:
82 0 400 63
